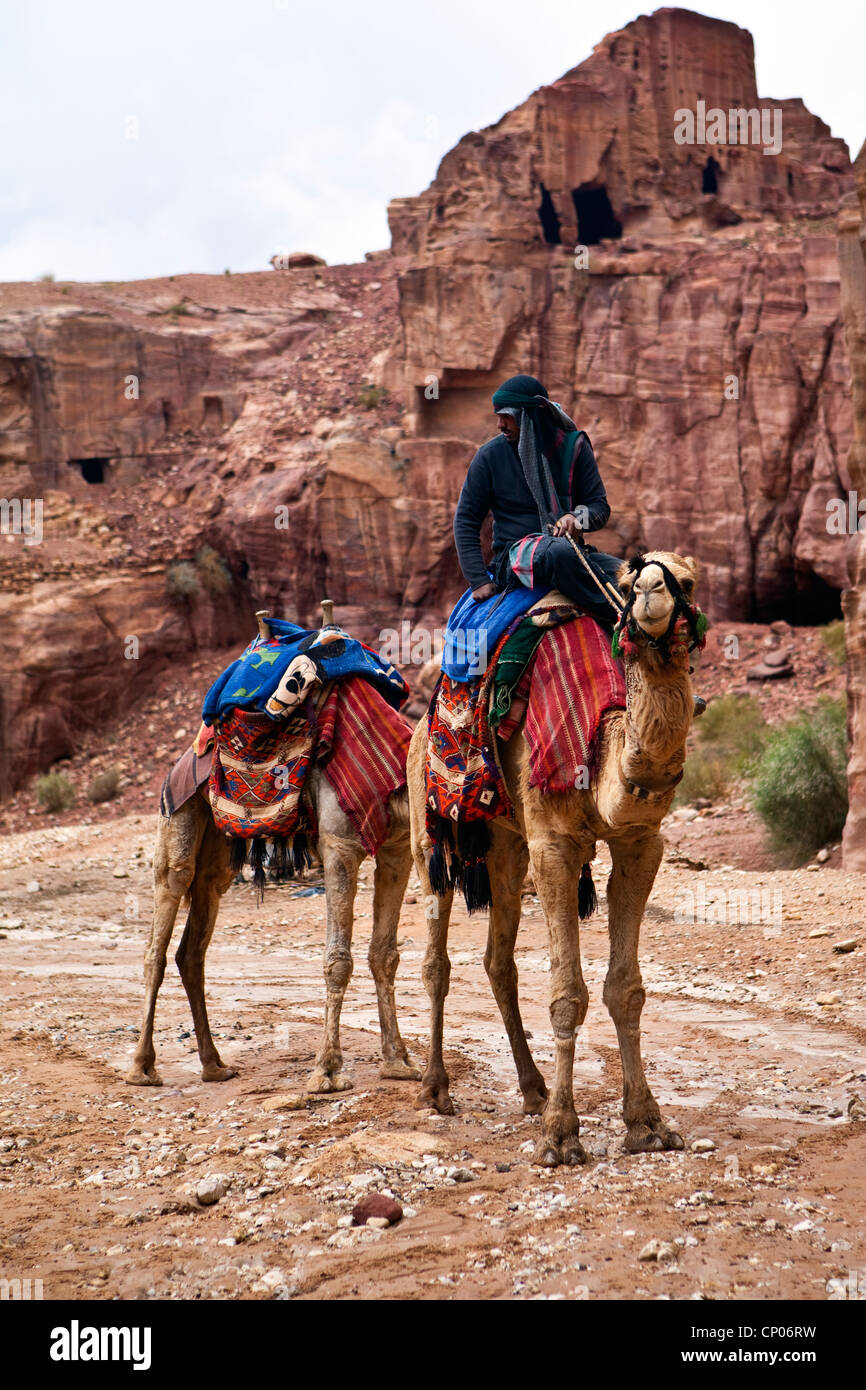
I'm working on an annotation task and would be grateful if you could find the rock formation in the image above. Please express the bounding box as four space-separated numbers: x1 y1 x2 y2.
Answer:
838 143 866 868
387 6 853 622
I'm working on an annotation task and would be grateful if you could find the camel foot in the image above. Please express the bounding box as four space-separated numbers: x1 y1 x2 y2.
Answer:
379 1057 422 1081
201 1063 238 1083
534 1134 588 1168
415 1079 455 1115
306 1067 353 1094
125 1063 163 1087
521 1079 549 1116
624 1119 684 1154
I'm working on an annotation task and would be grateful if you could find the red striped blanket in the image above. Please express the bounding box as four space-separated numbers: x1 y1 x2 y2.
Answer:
525 616 625 792
317 677 413 856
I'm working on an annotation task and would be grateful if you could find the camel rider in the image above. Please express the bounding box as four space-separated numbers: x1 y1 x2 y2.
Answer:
453 373 623 627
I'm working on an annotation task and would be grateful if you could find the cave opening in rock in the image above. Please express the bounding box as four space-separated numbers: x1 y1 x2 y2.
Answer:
202 395 224 431
68 457 107 484
161 399 174 431
762 574 843 626
571 184 622 245
787 169 794 194
702 156 720 194
537 183 561 244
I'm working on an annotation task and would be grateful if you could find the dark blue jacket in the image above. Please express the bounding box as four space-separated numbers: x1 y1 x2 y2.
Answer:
453 432 611 590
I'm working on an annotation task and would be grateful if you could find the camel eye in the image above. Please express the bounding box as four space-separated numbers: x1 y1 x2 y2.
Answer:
680 576 694 597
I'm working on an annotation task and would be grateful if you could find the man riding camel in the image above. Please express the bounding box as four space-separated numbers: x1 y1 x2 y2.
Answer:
453 373 622 626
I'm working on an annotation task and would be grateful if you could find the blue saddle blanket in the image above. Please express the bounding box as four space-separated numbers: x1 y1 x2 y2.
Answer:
441 584 549 682
202 617 409 723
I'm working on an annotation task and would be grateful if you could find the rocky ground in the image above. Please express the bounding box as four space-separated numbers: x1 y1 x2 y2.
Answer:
0 785 864 1301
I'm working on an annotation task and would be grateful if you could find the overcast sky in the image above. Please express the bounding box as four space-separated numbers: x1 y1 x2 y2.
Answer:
0 0 862 283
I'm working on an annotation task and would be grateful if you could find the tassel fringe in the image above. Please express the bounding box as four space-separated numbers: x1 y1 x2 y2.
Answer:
578 861 597 920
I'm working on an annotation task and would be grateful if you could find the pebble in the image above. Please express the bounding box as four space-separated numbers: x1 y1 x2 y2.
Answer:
196 1175 229 1206
816 848 830 863
808 927 829 938
848 1095 866 1121
351 1193 402 1227
832 939 859 954
447 1166 476 1183
261 1094 307 1113
26 880 40 893
112 867 129 879
691 1138 716 1153
816 992 842 1006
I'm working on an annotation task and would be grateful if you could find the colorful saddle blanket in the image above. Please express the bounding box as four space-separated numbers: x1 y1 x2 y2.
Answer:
425 599 625 911
208 675 412 851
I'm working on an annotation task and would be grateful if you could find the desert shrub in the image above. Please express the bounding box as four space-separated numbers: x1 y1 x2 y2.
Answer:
167 302 190 319
39 272 55 283
195 545 232 595
36 772 75 813
820 619 846 666
358 383 386 409
166 560 200 599
86 767 121 803
676 693 768 804
752 697 848 863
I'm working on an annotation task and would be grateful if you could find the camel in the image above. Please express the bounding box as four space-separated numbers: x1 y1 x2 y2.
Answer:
407 551 701 1165
127 689 419 1094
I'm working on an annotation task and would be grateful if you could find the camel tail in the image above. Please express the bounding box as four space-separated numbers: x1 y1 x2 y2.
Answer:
578 862 597 920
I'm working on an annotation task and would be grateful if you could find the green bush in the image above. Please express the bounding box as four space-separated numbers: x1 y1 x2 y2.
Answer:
166 560 200 599
752 697 848 863
358 383 386 410
86 767 121 803
195 545 232 595
167 301 190 319
820 619 846 666
676 693 768 804
36 772 75 813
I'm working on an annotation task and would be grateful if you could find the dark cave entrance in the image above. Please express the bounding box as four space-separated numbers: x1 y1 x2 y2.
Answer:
68 457 108 484
759 574 843 627
702 156 721 194
571 184 622 245
537 183 561 244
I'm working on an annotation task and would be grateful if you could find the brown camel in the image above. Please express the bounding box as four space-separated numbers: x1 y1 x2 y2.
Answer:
407 551 701 1165
126 764 420 1093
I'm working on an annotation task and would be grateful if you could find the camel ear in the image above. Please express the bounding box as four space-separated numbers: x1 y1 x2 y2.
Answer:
679 555 700 595
616 560 636 595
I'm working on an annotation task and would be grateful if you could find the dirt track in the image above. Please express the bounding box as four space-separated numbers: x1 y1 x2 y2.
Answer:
1 811 865 1301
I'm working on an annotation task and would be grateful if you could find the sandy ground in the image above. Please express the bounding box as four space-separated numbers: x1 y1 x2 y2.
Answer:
1 807 865 1304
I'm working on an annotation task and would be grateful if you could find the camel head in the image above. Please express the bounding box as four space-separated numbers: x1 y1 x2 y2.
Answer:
614 551 703 658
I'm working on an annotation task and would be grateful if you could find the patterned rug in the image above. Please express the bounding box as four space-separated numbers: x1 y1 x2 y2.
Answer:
160 678 412 894
425 604 625 912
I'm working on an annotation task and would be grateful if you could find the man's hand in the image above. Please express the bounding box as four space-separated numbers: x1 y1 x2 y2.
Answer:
471 581 497 602
552 514 583 539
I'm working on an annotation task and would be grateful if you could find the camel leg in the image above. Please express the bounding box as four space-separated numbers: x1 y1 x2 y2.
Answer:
174 819 236 1083
306 831 363 1093
126 802 204 1086
528 830 590 1166
605 834 684 1153
484 830 548 1114
368 823 420 1081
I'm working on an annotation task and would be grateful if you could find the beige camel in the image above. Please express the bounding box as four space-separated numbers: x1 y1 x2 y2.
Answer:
408 551 701 1165
126 764 420 1093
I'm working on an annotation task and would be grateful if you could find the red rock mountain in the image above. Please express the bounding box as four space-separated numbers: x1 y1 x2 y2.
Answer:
0 6 856 796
